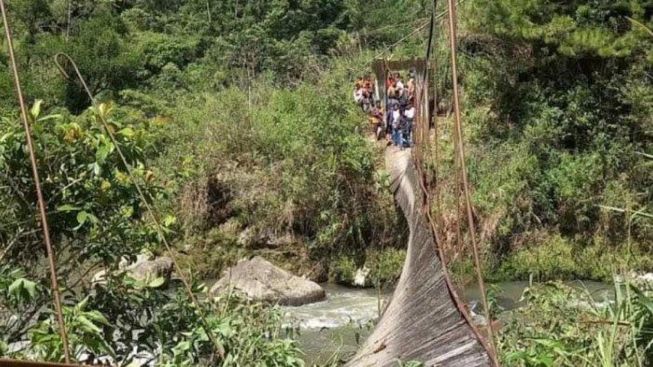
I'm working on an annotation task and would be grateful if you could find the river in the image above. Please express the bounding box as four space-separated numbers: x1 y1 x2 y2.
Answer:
282 281 611 365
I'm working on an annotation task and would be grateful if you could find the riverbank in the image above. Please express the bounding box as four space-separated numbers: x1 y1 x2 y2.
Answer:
447 234 653 286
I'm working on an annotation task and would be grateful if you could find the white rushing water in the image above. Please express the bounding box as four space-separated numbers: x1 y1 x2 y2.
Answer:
282 284 388 329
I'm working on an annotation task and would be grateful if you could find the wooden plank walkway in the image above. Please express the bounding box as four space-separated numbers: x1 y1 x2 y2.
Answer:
346 146 490 367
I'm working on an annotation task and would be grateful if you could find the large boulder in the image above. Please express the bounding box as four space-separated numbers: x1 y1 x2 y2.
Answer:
210 256 326 306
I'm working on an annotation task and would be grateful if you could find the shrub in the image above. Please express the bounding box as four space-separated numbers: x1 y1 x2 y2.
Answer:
494 233 653 282
366 248 406 286
331 256 358 285
9 272 304 366
499 281 653 367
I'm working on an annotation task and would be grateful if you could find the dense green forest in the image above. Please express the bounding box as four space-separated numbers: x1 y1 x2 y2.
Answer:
0 0 652 365
460 0 653 281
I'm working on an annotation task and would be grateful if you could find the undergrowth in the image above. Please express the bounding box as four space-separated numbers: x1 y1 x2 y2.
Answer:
498 280 653 367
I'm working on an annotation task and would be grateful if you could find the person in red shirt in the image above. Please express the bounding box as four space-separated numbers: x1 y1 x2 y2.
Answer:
387 75 395 93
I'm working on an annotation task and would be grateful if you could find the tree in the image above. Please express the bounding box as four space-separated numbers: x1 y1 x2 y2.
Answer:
63 11 143 111
458 0 653 248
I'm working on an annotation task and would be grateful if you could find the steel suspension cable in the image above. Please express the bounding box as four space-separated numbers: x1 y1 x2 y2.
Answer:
430 0 445 246
372 1 462 62
409 1 498 364
442 38 464 260
445 0 498 363
52 53 225 359
0 2 72 363
373 20 431 60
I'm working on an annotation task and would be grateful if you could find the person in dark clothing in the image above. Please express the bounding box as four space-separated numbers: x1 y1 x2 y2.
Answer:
403 101 415 148
386 91 400 140
369 101 384 139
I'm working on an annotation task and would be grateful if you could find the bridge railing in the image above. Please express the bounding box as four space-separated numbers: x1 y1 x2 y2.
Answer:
412 63 499 364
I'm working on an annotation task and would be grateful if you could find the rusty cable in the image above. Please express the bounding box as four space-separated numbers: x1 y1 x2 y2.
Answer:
445 10 464 262
445 0 499 363
0 2 72 363
409 2 498 361
430 0 445 246
414 101 497 366
52 52 225 359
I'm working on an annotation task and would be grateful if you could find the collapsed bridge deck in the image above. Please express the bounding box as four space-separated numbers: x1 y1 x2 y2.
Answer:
346 147 490 367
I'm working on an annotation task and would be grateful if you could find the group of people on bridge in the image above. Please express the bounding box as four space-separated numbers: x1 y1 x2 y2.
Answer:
354 71 416 149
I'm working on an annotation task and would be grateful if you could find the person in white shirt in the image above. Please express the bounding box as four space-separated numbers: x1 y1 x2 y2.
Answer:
392 107 401 127
396 79 404 91
403 103 416 147
404 105 415 119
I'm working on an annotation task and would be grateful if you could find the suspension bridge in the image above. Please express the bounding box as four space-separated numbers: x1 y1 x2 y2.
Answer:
346 0 497 363
346 53 495 366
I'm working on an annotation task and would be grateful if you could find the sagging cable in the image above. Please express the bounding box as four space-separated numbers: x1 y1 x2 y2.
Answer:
0 1 72 363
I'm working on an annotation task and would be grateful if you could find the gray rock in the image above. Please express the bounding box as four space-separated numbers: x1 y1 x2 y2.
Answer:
92 255 174 287
237 227 296 249
126 256 174 284
211 256 326 306
113 253 153 272
635 273 653 283
307 262 328 283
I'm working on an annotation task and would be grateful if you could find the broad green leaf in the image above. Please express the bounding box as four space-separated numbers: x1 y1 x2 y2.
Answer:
163 215 176 227
8 278 37 301
23 279 37 299
95 140 115 164
30 100 43 120
37 114 63 123
172 340 191 356
119 127 135 138
147 277 166 288
77 211 89 225
1 132 14 142
7 279 21 298
77 315 102 334
76 296 90 311
85 310 111 326
98 103 110 119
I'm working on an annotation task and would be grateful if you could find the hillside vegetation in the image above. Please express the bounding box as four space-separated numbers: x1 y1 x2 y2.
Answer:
0 0 652 365
430 1 653 282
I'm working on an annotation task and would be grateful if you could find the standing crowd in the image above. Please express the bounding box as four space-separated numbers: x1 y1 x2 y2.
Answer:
354 71 416 149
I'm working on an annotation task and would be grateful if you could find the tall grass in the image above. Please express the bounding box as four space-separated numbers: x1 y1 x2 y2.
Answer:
499 279 653 366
